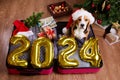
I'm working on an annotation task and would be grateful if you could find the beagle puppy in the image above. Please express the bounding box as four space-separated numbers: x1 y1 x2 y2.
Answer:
71 15 91 40
63 8 95 40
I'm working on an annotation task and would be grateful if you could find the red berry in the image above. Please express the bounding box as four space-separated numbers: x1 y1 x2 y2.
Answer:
106 4 111 11
97 19 102 24
91 3 95 8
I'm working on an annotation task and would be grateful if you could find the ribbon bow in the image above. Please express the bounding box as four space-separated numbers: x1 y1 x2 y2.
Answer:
45 27 55 39
38 26 55 39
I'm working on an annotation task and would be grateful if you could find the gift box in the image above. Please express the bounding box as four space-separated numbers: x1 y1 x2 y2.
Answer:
40 16 57 28
47 1 72 18
38 16 57 39
55 22 103 74
103 22 120 45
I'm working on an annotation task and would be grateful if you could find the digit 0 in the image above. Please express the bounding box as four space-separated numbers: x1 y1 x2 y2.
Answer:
31 37 54 68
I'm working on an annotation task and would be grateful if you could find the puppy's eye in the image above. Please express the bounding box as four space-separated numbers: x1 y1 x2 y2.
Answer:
78 19 81 21
85 19 88 21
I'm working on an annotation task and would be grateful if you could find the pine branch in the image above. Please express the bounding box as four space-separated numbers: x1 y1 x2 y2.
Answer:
24 12 44 28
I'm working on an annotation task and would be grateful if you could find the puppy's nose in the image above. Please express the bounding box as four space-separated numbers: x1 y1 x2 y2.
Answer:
81 24 84 28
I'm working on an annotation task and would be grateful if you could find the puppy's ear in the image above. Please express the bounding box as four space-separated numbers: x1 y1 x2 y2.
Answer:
87 21 90 28
84 21 90 34
71 20 77 37
71 20 77 27
72 20 78 29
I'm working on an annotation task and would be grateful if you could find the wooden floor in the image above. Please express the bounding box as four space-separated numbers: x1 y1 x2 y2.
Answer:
0 0 120 80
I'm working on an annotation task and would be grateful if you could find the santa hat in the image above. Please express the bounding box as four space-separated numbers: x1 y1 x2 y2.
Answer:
62 8 95 34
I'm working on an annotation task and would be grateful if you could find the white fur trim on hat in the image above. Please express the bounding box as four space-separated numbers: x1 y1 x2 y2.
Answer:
17 30 34 38
62 27 68 34
72 8 95 24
